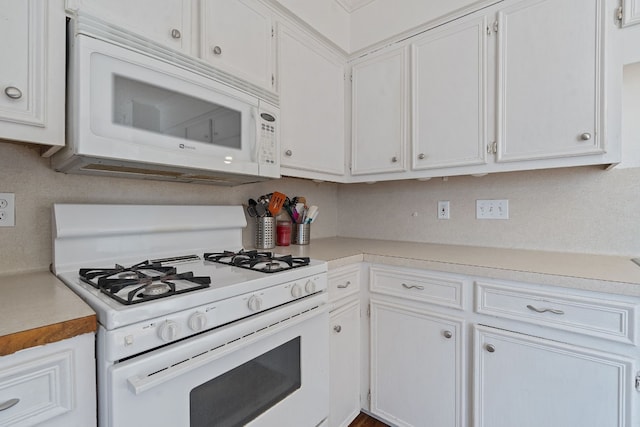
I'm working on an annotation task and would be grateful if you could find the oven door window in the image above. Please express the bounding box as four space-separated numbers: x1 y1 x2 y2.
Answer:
190 337 301 427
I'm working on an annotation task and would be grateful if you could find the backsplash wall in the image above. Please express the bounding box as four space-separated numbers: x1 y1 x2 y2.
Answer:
0 142 338 275
336 166 640 257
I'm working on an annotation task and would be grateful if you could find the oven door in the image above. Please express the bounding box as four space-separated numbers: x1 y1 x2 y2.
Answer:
106 296 329 427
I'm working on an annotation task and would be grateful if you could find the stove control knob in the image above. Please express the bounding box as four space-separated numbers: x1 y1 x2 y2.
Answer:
248 295 263 312
291 284 303 298
158 320 180 342
305 280 316 294
188 312 207 332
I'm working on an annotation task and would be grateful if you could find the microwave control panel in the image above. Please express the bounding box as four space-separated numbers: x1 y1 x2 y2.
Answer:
258 112 277 165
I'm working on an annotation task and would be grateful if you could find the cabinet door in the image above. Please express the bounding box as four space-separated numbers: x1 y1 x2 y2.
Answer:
411 14 488 170
496 0 605 162
370 300 464 427
474 325 635 427
69 0 192 53
329 300 361 427
0 0 65 151
200 0 274 90
279 24 345 177
351 47 408 175
621 0 640 27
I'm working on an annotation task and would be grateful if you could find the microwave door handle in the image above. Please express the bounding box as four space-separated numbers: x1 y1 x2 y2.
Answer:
251 107 259 162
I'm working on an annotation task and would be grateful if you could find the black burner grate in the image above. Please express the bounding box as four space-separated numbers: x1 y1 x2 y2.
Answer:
203 250 310 273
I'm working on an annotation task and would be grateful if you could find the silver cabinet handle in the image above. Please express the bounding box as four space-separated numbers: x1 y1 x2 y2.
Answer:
418 153 426 160
212 45 222 55
401 283 424 290
0 398 19 411
284 149 292 157
580 132 592 141
526 304 564 315
171 28 181 39
337 281 351 289
4 86 22 99
486 344 496 353
443 330 453 339
333 325 342 333
391 156 398 163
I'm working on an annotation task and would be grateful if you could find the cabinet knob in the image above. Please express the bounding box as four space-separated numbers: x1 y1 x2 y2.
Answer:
333 325 342 333
443 330 453 339
171 28 181 39
418 153 426 160
0 398 20 411
486 344 496 353
4 86 22 99
285 149 293 157
580 132 592 141
391 156 398 163
213 45 222 55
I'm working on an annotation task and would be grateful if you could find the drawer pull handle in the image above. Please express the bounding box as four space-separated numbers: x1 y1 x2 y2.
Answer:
4 86 22 99
333 325 342 333
0 398 19 411
526 304 564 315
402 283 424 291
337 281 351 289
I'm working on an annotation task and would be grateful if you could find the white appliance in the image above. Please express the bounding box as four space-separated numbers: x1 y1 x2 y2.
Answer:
52 204 329 427
52 15 280 185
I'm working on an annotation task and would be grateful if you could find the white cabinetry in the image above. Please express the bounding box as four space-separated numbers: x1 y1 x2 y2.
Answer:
278 23 346 179
200 0 275 91
328 265 361 427
0 0 65 154
496 0 605 162
351 48 408 175
474 325 635 427
369 266 466 427
0 334 96 427
411 13 488 170
621 0 640 28
66 0 192 54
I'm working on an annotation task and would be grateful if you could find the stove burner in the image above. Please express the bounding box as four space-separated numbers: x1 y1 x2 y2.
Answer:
204 250 310 273
78 261 211 305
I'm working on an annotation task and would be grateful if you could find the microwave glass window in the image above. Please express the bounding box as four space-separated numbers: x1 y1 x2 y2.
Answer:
190 337 301 427
112 75 241 149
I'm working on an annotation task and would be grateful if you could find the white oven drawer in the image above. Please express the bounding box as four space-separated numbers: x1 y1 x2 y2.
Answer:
475 281 638 344
328 264 360 303
370 265 465 310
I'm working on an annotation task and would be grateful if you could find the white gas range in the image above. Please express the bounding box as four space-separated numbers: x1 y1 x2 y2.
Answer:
52 204 329 427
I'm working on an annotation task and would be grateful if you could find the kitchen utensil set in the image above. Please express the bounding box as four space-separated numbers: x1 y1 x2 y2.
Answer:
246 193 319 224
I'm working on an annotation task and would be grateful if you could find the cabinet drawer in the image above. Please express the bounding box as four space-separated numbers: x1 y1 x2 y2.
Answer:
370 266 465 310
0 350 73 426
328 264 360 303
475 281 638 344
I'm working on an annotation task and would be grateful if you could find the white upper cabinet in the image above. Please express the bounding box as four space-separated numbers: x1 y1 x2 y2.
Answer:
351 47 409 175
621 0 640 27
278 23 346 177
411 14 488 170
67 0 193 54
200 0 275 91
496 0 605 162
0 0 65 154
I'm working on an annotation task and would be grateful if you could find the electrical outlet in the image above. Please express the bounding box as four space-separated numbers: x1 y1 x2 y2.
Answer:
438 201 450 219
476 199 509 220
0 193 15 227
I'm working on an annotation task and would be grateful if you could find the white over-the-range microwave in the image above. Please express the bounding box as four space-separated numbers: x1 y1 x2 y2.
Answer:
53 16 280 185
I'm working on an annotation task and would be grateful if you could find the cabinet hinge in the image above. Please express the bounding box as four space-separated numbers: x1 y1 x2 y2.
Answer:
487 21 498 35
271 26 274 38
367 390 371 403
487 141 497 154
367 303 371 317
616 5 624 22
493 21 499 33
635 373 640 391
272 74 275 87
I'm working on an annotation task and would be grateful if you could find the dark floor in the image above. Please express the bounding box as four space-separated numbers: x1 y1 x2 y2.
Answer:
348 412 390 427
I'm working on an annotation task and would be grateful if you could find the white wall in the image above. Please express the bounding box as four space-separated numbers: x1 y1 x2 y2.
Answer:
0 143 338 275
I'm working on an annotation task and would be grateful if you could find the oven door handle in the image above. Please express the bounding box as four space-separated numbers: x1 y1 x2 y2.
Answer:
127 301 328 395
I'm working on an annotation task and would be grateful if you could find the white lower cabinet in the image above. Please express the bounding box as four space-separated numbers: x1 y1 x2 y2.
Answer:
370 298 464 427
474 325 635 427
0 333 96 427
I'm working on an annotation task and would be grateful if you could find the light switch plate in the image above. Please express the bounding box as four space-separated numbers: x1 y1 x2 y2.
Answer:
476 199 509 220
0 193 15 227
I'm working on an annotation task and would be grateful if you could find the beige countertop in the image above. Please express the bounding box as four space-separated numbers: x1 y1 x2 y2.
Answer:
0 271 96 356
273 237 640 297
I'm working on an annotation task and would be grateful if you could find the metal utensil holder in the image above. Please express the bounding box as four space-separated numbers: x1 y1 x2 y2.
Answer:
292 223 310 245
255 217 275 249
